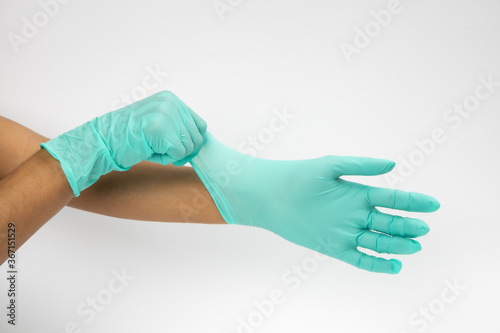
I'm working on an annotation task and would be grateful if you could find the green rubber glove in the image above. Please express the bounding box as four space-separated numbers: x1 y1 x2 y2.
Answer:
42 91 207 197
191 132 440 274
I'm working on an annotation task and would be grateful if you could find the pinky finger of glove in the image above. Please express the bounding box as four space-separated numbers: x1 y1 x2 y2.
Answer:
340 249 402 274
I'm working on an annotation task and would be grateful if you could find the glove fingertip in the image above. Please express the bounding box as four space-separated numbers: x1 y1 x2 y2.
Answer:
429 197 441 211
389 259 402 274
384 160 396 172
417 222 430 236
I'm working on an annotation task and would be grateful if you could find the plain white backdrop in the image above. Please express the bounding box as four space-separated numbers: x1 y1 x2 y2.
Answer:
1 0 499 332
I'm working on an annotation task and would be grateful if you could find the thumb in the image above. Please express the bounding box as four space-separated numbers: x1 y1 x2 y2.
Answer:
323 155 395 178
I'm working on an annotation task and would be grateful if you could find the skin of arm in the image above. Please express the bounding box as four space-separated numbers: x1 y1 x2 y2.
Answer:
0 148 74 264
0 116 224 265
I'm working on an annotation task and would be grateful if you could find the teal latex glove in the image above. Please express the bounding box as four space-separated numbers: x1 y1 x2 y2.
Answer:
191 132 440 274
42 91 207 196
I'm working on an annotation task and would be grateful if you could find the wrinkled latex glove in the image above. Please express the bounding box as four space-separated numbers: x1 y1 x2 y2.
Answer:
42 91 207 196
191 132 440 274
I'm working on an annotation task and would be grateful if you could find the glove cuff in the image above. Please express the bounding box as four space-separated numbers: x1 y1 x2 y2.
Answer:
41 120 126 196
189 133 240 225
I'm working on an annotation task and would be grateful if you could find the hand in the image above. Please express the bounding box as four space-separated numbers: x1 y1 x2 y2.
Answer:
42 90 207 196
190 132 440 274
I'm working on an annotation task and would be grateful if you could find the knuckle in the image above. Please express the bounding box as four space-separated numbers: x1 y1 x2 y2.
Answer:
159 99 177 112
357 253 367 268
182 136 194 150
323 155 338 166
390 216 403 235
380 235 391 253
156 90 174 99
355 231 365 246
401 191 412 210
365 210 374 229
198 119 208 132
169 143 186 158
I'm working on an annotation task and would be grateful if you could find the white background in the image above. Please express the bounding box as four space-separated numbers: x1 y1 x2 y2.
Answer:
1 0 499 332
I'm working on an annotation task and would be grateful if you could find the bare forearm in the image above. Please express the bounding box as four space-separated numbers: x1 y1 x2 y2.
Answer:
0 116 224 224
68 162 225 224
0 149 74 265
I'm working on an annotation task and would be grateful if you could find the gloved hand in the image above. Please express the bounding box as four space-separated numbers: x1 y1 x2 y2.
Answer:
42 90 207 196
191 132 440 274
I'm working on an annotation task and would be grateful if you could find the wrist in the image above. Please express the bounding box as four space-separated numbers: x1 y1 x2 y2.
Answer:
41 120 124 196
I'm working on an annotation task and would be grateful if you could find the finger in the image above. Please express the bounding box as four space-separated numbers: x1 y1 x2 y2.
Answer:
166 90 207 133
366 187 440 212
184 104 207 134
183 115 204 153
324 156 395 178
367 210 430 237
146 128 189 160
368 210 429 238
147 153 176 166
161 138 187 161
173 125 207 166
144 117 190 155
340 249 402 274
178 126 195 156
356 230 421 254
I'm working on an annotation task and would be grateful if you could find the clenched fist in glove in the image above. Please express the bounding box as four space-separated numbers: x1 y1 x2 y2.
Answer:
42 91 207 196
